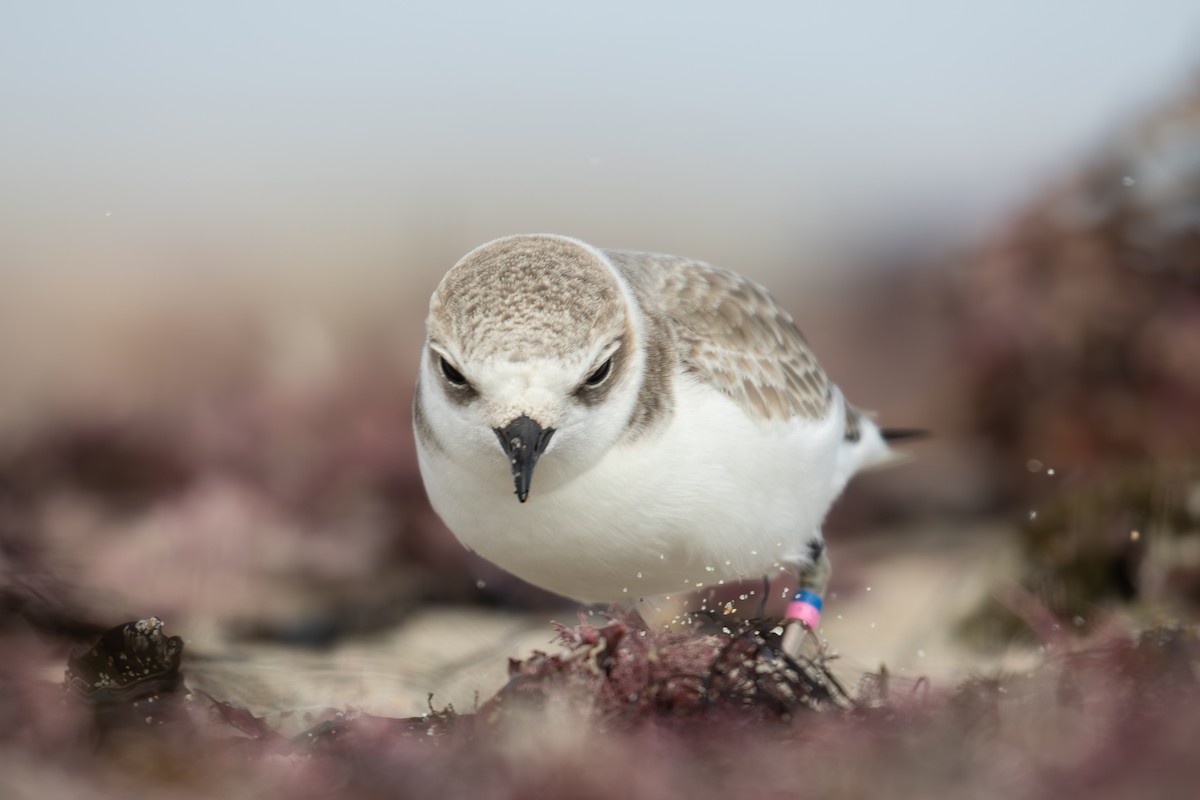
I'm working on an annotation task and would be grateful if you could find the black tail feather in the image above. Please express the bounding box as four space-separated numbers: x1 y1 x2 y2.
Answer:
881 428 931 442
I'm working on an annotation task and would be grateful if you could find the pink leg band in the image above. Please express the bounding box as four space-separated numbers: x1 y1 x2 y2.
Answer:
786 589 823 629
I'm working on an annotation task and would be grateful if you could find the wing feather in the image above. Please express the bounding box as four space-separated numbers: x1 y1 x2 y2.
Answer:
605 250 834 424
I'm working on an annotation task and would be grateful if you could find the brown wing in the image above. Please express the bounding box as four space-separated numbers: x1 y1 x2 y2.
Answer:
605 250 834 423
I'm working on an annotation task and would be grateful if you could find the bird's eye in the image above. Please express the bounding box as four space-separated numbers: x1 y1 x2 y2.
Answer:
584 357 613 387
440 357 468 386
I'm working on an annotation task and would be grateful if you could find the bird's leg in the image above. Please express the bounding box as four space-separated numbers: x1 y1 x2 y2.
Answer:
756 574 770 618
780 536 831 658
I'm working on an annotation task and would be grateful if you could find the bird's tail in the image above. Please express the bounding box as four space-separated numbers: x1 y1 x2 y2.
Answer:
881 428 931 443
838 400 929 482
831 398 926 493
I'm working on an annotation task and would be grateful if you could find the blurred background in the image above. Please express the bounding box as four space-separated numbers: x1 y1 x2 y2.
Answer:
2 0 1200 701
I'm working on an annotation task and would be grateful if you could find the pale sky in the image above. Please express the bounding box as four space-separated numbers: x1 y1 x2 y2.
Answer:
2 2 1198 280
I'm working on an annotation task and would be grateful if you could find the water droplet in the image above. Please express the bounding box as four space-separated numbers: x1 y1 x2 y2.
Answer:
622 587 628 593
1131 530 1140 541
1028 510 1038 521
705 566 715 572
750 550 758 556
1122 175 1136 186
1047 468 1056 476
636 571 643 578
865 586 872 592
475 579 487 589
659 554 665 560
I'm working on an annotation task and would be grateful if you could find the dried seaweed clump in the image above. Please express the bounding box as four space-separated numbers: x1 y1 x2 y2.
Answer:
486 612 853 727
12 615 1200 799
65 616 184 703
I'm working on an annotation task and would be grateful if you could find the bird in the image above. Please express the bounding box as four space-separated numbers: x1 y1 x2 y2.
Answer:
414 233 908 646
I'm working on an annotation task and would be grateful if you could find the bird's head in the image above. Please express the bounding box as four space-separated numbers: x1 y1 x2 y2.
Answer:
418 234 645 501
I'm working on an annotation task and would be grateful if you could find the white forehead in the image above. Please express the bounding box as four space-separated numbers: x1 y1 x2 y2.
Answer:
473 356 581 392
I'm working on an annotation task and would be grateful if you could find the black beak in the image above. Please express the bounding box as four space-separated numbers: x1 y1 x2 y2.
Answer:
493 415 555 503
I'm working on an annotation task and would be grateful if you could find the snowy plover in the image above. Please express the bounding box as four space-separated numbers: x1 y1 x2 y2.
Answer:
415 234 907 637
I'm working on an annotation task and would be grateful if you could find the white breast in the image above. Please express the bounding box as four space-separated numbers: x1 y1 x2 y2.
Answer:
416 375 848 604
